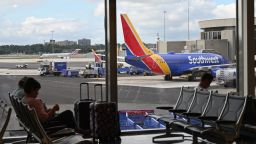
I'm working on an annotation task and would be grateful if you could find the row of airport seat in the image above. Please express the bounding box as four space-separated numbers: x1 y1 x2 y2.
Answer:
149 87 248 143
9 95 86 144
0 100 12 144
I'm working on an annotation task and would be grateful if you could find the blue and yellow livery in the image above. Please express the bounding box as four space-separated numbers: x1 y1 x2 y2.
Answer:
121 14 229 80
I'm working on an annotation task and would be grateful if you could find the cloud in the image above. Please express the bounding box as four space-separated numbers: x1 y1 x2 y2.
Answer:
0 17 87 45
0 0 237 45
12 4 18 8
19 17 86 35
114 0 220 41
0 0 41 18
212 3 236 19
0 0 41 6
94 2 104 16
0 0 41 9
115 0 236 42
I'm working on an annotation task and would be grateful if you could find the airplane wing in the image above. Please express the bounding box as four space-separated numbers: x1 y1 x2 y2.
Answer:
187 63 236 72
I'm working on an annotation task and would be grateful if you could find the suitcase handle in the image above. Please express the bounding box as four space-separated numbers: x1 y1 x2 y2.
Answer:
94 84 104 101
80 83 89 100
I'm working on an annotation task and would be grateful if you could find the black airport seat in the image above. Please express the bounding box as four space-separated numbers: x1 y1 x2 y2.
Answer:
169 89 211 132
149 87 196 143
185 92 228 142
187 94 247 143
21 101 85 144
9 95 85 144
0 100 12 144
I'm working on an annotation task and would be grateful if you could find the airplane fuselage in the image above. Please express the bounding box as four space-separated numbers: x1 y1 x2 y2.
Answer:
41 53 71 58
125 53 228 76
40 49 80 59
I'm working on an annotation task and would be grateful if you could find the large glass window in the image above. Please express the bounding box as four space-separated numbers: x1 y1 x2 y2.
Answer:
116 0 237 131
0 0 106 133
0 0 240 138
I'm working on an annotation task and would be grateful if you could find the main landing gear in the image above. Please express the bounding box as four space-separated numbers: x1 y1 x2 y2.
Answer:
164 75 172 81
188 75 196 81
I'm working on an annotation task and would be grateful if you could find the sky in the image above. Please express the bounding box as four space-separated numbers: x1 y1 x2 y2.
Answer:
0 0 237 45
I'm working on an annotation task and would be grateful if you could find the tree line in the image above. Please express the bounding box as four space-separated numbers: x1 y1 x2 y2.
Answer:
0 44 99 55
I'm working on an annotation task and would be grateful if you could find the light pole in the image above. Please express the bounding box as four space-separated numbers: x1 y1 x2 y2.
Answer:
163 10 167 41
156 32 160 53
51 30 54 53
187 0 190 40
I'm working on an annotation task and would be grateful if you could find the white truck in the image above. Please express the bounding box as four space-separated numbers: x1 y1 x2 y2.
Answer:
83 67 100 78
16 64 28 68
82 62 104 78
216 68 236 87
39 60 67 76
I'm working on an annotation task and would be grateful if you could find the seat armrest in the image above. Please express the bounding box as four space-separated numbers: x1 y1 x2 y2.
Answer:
183 113 201 117
43 121 63 128
45 125 67 134
199 116 218 121
216 120 236 125
156 106 173 110
48 128 75 138
169 109 187 113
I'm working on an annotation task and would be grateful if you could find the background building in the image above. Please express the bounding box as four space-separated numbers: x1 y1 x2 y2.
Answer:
156 18 256 62
198 18 237 62
78 38 91 46
55 40 77 46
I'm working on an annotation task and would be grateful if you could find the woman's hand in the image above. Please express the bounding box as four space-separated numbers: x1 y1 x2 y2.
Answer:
53 104 59 111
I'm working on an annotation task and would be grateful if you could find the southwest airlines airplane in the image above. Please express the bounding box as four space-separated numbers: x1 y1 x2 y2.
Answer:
121 14 232 80
40 49 80 59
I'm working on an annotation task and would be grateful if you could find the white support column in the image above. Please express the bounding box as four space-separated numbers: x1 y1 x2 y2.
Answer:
237 0 255 96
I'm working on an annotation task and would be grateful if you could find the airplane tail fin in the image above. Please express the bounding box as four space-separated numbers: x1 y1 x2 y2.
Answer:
124 44 134 56
92 49 102 63
71 49 81 55
121 14 154 57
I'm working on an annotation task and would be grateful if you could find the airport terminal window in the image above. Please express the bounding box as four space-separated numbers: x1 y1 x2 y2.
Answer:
213 32 218 39
218 32 221 39
115 0 237 132
202 31 222 40
0 0 239 139
201 32 206 40
209 32 213 39
0 0 107 134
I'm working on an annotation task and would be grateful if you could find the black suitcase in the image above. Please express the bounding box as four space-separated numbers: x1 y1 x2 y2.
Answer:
90 84 120 142
74 82 94 131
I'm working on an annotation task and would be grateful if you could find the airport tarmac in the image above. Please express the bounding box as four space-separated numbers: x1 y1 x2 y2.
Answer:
0 58 94 69
0 57 93 63
0 74 235 131
0 58 236 131
0 69 235 107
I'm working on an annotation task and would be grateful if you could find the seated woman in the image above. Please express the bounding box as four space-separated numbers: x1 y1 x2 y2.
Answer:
22 77 78 130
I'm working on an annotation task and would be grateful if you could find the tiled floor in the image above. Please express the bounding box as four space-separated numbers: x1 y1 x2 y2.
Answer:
4 131 195 144
121 133 193 144
5 131 256 144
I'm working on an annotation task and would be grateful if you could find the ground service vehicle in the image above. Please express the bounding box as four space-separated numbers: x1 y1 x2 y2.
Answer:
216 68 236 87
16 64 28 68
39 60 67 76
83 62 105 78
